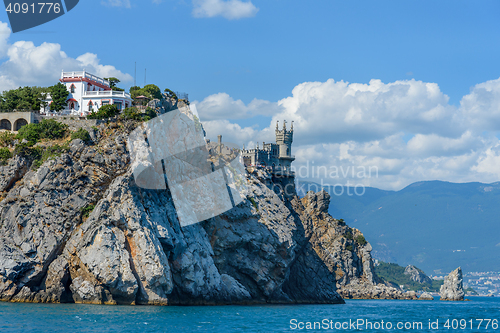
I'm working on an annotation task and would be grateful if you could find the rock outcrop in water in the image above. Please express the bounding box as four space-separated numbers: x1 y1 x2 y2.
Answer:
418 292 434 300
439 267 465 301
0 120 407 305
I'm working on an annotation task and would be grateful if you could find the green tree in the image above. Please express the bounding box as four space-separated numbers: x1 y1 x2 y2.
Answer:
0 86 49 111
164 88 177 99
142 84 162 100
0 89 20 110
87 104 119 119
49 82 69 112
130 84 162 100
104 77 124 91
129 86 141 93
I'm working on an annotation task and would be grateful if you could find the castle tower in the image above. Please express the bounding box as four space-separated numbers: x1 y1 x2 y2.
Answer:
275 120 295 167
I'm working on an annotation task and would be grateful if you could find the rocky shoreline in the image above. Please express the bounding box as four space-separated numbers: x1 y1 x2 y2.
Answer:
0 121 452 305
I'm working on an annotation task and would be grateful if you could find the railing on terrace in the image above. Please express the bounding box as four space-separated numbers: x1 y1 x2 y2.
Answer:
61 71 110 87
84 90 131 98
0 109 37 113
41 109 89 117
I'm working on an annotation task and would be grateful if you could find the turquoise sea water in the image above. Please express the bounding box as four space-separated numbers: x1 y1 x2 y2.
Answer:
0 297 498 332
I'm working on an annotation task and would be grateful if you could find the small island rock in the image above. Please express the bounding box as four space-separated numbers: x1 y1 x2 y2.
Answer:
439 267 465 301
418 292 434 300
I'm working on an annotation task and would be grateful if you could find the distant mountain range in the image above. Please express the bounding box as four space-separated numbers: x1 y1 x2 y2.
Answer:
297 180 500 274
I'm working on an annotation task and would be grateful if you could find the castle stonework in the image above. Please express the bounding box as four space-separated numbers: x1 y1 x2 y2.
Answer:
242 120 295 170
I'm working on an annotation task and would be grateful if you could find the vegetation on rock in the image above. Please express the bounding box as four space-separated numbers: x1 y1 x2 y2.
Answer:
356 234 367 246
0 86 49 111
374 261 443 292
130 84 162 100
16 119 68 145
71 128 91 143
87 104 120 120
31 143 70 169
81 204 95 219
104 77 124 91
120 106 156 122
49 83 69 112
0 132 15 147
0 147 12 165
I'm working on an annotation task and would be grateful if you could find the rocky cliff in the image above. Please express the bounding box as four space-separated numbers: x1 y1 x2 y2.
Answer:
440 267 465 301
0 120 406 305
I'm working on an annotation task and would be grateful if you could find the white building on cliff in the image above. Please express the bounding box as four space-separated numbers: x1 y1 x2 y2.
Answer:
41 71 132 116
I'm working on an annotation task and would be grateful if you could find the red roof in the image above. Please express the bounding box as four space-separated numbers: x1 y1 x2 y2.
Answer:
67 98 78 102
135 95 149 99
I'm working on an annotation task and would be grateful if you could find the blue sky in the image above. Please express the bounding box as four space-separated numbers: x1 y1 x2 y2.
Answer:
3 1 500 104
2 0 500 189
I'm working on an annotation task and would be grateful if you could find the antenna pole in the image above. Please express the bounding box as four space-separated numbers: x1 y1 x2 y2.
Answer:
134 62 136 87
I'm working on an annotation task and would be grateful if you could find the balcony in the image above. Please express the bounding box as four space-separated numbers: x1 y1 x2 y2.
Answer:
83 90 131 99
61 71 110 87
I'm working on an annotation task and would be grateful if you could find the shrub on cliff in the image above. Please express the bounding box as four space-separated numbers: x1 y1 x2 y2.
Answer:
39 119 68 140
0 147 12 165
71 128 91 143
31 143 70 170
164 88 177 99
144 107 157 121
0 132 15 147
14 142 42 160
16 123 40 145
87 104 119 120
120 107 142 121
120 107 157 122
16 119 68 145
356 235 367 246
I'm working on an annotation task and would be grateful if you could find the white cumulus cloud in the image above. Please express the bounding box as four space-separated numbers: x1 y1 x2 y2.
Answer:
198 77 500 190
0 22 10 59
459 77 500 132
274 78 460 145
192 0 259 19
195 92 283 121
0 22 132 92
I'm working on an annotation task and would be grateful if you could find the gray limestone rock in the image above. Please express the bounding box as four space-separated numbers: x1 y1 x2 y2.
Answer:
418 292 434 300
404 265 432 284
0 121 404 305
0 155 28 192
440 267 465 301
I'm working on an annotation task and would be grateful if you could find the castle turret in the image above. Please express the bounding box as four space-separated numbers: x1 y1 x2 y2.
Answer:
275 120 294 163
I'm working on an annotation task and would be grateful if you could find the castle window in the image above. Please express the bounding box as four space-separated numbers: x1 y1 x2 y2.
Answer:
287 148 290 155
70 84 75 93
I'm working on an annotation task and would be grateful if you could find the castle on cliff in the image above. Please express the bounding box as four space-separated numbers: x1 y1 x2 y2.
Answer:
241 120 295 170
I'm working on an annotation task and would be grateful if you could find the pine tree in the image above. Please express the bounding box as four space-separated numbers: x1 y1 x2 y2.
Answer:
50 82 69 112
